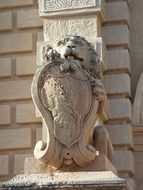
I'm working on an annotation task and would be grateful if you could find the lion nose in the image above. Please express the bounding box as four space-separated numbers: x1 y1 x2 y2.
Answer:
67 45 76 49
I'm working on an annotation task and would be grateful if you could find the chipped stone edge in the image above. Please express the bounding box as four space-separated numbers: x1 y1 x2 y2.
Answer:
0 172 127 189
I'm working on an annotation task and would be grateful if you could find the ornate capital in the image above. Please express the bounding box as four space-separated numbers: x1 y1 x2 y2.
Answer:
39 0 106 20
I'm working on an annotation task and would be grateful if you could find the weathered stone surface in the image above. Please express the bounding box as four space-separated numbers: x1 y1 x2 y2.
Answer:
16 56 36 76
95 38 108 71
43 16 100 45
37 37 106 68
36 127 42 142
14 154 32 175
125 177 135 190
39 0 105 19
0 171 127 190
113 150 135 175
133 73 143 125
16 103 41 124
108 98 131 122
0 58 11 77
106 125 133 148
108 49 130 73
41 0 98 12
0 80 32 101
106 1 129 24
17 9 42 29
0 105 11 125
104 74 131 97
102 25 129 48
24 155 117 175
0 155 9 176
0 128 32 150
0 33 33 54
0 0 34 8
134 151 143 178
0 12 12 31
32 35 112 170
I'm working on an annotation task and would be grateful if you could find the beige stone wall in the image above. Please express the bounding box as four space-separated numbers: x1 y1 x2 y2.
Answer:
0 0 43 181
103 1 134 189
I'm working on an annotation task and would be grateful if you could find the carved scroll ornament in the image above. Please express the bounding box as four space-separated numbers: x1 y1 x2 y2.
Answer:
31 35 109 169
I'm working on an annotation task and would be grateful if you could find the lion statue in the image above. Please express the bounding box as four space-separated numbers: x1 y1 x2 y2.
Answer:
43 35 113 160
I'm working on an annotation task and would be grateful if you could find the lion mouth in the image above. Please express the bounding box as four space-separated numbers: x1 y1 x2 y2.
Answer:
65 53 84 62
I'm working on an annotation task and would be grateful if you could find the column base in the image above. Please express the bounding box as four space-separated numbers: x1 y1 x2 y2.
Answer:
0 171 128 190
24 155 117 175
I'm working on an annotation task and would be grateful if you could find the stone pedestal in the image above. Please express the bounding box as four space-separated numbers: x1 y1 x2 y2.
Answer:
24 155 117 175
0 171 127 190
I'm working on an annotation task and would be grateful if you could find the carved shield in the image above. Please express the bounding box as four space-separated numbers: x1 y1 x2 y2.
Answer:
41 63 92 148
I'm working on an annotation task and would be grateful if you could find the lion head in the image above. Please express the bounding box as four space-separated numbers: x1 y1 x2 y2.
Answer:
55 35 101 79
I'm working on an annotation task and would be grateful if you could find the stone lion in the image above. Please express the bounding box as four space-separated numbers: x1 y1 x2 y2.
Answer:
42 35 113 162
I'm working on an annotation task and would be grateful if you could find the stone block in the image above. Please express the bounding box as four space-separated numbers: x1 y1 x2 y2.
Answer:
102 25 129 48
16 103 41 124
95 38 108 71
113 150 135 175
0 105 11 125
131 30 143 56
0 33 33 54
0 171 127 190
0 155 9 176
0 80 32 101
17 9 42 29
130 0 143 31
36 127 42 142
108 98 131 122
14 154 32 175
37 32 44 41
25 155 117 175
106 124 133 148
104 74 131 97
0 58 11 77
0 128 32 150
136 178 143 190
134 133 143 145
0 0 34 8
108 49 130 73
134 151 143 178
0 12 12 31
106 1 129 25
43 16 100 45
16 56 36 76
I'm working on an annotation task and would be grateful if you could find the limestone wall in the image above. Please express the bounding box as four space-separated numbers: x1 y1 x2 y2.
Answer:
103 1 134 189
0 0 43 181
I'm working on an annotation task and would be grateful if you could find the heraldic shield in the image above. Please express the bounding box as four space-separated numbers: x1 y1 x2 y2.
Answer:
31 36 106 169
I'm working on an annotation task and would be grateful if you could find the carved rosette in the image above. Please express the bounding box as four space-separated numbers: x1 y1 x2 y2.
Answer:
31 36 107 169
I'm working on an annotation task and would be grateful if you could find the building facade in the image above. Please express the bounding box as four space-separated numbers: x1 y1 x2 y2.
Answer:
0 1 142 190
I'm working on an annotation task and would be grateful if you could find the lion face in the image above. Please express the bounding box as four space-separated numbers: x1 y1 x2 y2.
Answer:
55 36 93 62
54 35 101 80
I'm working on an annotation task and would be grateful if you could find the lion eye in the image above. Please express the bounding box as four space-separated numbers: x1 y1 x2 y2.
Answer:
57 40 63 46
